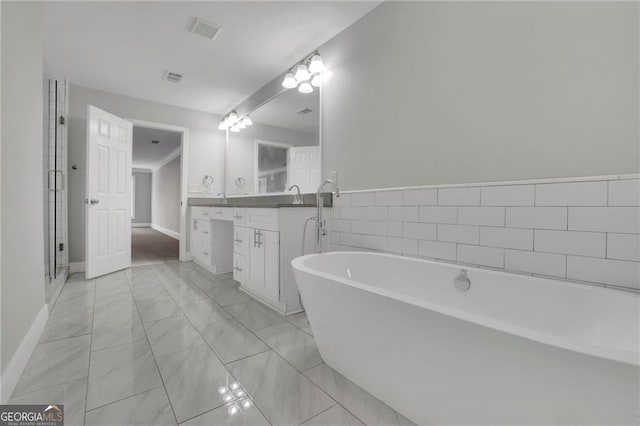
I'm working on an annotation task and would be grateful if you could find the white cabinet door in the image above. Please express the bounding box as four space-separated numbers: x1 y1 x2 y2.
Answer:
200 221 211 262
234 226 250 257
248 229 265 295
247 228 280 303
262 230 280 302
233 254 247 285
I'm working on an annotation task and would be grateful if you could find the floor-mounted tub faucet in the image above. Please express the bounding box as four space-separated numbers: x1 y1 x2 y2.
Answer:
315 179 340 252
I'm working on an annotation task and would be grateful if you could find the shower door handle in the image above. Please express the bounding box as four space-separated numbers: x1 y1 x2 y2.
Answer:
48 169 65 192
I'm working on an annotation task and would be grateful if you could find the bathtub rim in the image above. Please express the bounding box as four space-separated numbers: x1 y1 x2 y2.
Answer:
292 251 640 367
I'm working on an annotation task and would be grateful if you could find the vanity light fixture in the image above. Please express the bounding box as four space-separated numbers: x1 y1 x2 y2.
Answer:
282 72 297 89
311 74 322 88
281 51 325 92
218 110 253 132
294 64 310 82
308 54 325 74
298 81 313 94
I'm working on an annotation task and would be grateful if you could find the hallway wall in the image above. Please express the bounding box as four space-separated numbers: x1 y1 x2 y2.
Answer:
152 156 180 235
132 171 152 225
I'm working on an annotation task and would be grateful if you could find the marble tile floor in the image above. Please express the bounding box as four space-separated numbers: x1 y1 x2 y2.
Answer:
10 260 414 426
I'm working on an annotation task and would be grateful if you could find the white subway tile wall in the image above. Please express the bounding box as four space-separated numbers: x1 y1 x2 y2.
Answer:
329 176 640 290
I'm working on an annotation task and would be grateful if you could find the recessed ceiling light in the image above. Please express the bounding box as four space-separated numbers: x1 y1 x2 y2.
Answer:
151 140 160 144
189 17 220 41
163 71 183 83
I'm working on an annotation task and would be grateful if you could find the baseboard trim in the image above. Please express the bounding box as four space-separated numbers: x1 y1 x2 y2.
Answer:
151 224 179 240
0 304 48 403
69 261 85 273
132 223 151 228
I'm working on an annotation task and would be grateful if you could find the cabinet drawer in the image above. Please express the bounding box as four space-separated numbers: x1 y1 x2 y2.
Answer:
233 254 247 285
245 208 279 232
211 207 233 221
233 226 250 257
233 208 246 226
192 206 212 221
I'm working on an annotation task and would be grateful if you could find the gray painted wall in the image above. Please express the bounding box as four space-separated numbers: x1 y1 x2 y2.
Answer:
1 2 46 373
317 2 639 190
68 85 223 263
152 156 180 234
132 172 152 224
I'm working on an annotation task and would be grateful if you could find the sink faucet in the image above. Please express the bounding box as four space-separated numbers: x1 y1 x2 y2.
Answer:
316 179 339 252
217 192 228 205
288 184 303 205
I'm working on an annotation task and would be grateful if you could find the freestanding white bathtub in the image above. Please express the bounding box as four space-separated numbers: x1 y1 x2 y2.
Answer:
292 251 640 425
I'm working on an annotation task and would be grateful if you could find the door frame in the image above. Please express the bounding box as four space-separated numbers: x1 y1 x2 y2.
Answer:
127 118 189 262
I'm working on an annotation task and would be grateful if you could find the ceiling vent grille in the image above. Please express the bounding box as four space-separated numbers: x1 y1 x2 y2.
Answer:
190 18 220 40
163 71 184 83
297 108 313 115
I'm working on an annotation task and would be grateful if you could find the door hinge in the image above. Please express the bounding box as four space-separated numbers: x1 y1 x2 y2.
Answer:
58 243 64 252
59 115 65 125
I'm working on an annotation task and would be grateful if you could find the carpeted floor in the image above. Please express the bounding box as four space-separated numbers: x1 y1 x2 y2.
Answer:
131 227 179 266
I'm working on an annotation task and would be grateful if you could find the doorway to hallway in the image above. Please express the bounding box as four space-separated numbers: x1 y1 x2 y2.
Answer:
131 227 178 266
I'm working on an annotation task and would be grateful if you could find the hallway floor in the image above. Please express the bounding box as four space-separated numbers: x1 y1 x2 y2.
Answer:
132 227 179 266
9 261 414 426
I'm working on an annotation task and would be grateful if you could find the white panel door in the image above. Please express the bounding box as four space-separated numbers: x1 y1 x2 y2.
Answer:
85 105 132 278
287 146 321 193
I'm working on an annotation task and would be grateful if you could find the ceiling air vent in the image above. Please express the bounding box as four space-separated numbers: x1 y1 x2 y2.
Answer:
163 71 184 83
297 108 313 115
189 18 220 41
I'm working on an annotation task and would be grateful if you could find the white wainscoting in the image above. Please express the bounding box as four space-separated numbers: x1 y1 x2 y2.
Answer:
329 174 640 291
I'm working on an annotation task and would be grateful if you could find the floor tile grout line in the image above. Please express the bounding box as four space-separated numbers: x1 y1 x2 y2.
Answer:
82 277 98 425
84 385 165 414
125 268 181 426
182 265 344 424
297 402 339 425
148 265 275 425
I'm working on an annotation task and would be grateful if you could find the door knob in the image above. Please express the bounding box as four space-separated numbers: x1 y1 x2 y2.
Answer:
90 199 99 205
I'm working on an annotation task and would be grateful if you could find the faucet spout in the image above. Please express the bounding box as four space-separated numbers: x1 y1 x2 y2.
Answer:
288 184 303 205
217 192 228 205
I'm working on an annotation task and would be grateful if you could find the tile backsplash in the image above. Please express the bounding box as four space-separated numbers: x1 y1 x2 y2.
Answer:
328 175 640 291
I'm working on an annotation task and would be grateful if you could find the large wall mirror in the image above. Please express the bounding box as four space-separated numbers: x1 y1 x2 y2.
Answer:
226 87 320 195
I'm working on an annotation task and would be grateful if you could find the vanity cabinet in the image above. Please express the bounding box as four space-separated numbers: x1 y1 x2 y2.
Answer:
233 207 316 315
189 206 233 274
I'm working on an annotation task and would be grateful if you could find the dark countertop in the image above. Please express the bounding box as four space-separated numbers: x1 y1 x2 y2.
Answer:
187 193 333 208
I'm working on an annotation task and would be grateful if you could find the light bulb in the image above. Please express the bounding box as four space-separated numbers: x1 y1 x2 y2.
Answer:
311 74 322 88
223 394 233 402
241 116 252 126
238 121 246 129
218 120 227 130
228 405 239 415
242 399 252 409
230 383 240 390
230 124 240 133
228 111 238 124
298 82 313 94
218 386 228 395
282 72 297 88
294 64 310 82
308 54 325 74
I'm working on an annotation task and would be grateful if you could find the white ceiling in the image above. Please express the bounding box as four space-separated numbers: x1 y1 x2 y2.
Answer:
132 127 181 170
43 1 379 115
251 88 319 134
